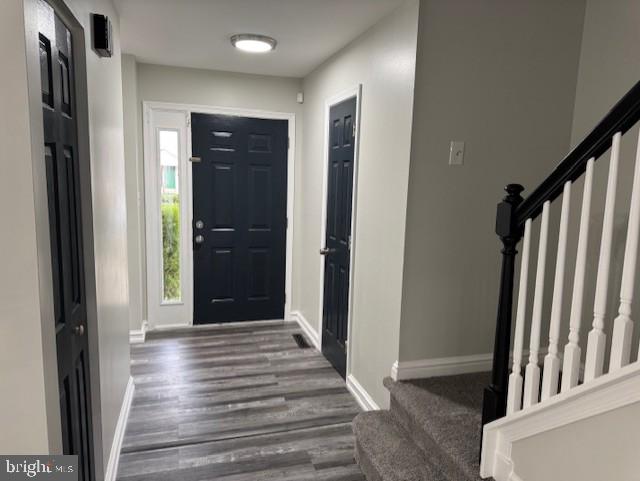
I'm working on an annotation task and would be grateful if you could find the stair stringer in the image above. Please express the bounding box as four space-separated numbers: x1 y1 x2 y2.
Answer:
480 362 640 480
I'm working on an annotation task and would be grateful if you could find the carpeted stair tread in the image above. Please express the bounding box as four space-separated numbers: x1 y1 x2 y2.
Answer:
353 411 448 481
384 372 490 481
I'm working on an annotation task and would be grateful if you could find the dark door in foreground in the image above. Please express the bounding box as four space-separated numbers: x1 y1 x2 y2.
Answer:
191 113 288 324
321 97 357 379
39 1 94 479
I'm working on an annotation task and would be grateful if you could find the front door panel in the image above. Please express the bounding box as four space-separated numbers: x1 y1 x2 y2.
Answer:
321 97 357 379
191 114 288 324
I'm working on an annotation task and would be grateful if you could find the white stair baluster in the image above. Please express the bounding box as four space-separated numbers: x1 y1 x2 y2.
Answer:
610 129 640 370
561 158 595 392
523 201 550 408
506 218 532 415
585 133 621 382
541 182 571 400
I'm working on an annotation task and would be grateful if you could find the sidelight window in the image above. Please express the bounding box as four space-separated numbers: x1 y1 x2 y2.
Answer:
159 129 181 302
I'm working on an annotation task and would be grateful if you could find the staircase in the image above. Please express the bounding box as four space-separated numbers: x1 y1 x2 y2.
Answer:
353 373 489 481
354 81 640 481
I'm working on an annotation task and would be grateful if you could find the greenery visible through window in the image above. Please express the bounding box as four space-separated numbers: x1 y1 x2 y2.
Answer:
159 130 181 302
162 194 180 301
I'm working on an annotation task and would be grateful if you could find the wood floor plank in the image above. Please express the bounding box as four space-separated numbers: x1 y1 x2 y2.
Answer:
117 321 363 480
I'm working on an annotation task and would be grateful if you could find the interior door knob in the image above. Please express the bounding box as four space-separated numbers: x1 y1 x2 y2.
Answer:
73 325 85 336
320 247 336 255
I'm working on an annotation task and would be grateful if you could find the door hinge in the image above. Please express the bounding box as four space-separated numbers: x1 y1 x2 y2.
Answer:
286 216 289 229
287 137 290 149
353 124 356 138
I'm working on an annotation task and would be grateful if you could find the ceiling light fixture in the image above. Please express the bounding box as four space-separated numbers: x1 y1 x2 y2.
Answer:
231 34 277 53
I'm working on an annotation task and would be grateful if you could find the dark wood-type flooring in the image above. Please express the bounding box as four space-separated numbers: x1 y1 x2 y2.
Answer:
117 321 364 480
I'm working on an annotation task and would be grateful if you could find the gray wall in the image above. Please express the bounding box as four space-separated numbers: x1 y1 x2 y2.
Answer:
299 0 419 407
571 0 640 144
0 0 131 472
559 0 640 369
123 62 303 331
398 0 586 362
510 8 640 472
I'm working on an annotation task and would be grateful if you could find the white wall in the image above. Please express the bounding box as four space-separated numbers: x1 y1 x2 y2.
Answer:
0 0 131 473
298 0 419 407
123 61 303 331
510 401 640 481
0 0 60 454
65 0 131 469
398 0 586 363
121 55 145 333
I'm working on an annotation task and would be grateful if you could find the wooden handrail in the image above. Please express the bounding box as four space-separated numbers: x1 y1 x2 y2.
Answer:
516 80 640 226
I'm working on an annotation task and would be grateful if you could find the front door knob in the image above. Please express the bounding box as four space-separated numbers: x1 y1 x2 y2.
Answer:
320 247 336 255
73 325 85 336
195 235 205 244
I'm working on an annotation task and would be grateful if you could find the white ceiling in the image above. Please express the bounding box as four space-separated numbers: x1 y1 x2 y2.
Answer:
114 0 405 78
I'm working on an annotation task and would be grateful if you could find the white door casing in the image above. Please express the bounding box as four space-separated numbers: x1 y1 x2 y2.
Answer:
143 102 296 329
317 85 362 378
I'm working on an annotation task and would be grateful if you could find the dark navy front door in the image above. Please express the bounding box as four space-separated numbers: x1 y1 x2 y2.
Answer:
321 97 357 378
191 113 288 324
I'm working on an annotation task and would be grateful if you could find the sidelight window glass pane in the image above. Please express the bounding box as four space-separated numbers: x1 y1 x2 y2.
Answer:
159 129 181 302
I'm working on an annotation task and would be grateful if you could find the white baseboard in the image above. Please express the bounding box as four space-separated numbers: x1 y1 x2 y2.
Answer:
129 320 148 344
391 353 493 381
391 349 582 382
151 319 285 332
104 376 135 481
289 311 377 412
346 374 380 411
289 310 321 350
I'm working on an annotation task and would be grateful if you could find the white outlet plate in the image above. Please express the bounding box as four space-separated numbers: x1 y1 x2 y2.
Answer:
449 141 465 165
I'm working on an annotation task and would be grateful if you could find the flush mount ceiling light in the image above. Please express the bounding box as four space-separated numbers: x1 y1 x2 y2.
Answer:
230 34 277 53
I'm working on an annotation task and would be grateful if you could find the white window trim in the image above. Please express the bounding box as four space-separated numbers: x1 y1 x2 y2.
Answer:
143 101 296 329
144 111 191 327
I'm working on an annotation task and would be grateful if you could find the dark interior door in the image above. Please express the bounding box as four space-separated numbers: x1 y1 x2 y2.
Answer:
321 97 357 379
191 113 288 324
39 2 93 480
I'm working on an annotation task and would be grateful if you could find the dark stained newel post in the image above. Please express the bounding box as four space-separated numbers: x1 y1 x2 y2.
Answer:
482 184 524 431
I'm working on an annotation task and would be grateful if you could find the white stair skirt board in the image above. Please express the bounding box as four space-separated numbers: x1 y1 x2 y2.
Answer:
480 362 640 481
391 354 493 381
289 310 321 351
347 374 380 411
105 376 135 481
129 320 148 344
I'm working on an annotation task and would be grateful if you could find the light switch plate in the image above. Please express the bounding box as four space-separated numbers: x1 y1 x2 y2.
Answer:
449 141 465 165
